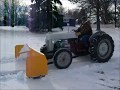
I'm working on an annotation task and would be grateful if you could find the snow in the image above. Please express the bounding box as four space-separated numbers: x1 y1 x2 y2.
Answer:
19 44 30 53
0 25 120 90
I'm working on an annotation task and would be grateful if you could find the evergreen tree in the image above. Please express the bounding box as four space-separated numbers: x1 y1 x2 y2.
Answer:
11 0 14 27
29 0 62 32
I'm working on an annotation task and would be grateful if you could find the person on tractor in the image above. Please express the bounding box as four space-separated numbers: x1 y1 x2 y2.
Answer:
74 16 93 48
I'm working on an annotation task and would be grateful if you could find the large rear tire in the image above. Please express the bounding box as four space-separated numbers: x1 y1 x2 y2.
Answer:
89 33 114 63
53 48 72 69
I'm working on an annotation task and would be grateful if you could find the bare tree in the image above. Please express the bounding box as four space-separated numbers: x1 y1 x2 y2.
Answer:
0 0 4 25
68 0 114 24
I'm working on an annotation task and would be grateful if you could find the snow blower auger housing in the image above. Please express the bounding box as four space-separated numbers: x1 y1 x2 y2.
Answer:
40 31 114 69
15 44 48 78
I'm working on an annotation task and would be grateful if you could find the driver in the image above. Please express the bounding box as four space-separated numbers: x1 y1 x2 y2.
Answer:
74 17 93 48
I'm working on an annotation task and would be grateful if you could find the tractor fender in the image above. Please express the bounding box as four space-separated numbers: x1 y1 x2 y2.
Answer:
89 31 106 43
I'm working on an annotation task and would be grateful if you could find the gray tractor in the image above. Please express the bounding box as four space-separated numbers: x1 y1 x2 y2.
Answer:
40 30 114 69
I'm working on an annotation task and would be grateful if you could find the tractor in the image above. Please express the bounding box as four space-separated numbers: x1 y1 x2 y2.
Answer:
40 30 114 69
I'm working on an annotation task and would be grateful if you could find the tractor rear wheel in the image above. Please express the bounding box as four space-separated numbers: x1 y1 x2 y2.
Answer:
53 48 72 69
89 33 114 63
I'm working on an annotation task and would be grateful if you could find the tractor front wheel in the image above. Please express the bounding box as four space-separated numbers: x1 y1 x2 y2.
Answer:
53 48 72 69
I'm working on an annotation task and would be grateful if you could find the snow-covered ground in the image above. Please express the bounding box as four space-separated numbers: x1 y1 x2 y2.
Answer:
0 26 120 90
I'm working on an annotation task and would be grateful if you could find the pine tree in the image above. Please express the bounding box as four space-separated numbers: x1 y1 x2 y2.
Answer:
11 0 14 27
29 0 62 32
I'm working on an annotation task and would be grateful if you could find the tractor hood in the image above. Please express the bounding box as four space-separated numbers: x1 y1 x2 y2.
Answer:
45 31 77 51
46 31 77 41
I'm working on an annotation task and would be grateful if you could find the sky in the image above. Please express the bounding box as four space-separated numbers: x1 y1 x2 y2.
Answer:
20 0 76 9
60 0 77 9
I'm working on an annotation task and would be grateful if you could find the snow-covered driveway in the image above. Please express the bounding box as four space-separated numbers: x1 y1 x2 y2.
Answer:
0 26 120 90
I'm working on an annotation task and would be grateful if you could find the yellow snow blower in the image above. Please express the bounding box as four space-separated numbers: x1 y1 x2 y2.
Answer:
15 44 48 78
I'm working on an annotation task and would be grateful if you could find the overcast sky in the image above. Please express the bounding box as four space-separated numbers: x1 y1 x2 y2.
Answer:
61 0 76 9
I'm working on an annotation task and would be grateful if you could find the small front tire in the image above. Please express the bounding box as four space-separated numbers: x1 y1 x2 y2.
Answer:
53 48 72 69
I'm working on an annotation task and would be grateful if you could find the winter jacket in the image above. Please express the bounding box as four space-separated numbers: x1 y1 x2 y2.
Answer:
75 20 93 37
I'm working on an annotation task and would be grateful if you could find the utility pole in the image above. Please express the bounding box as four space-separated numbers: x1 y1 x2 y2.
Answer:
114 0 117 28
11 0 14 27
96 0 101 31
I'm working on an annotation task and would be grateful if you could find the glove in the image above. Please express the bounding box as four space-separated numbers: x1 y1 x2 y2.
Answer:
75 32 81 36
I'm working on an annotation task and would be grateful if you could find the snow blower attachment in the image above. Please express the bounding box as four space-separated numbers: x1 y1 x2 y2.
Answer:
15 44 48 78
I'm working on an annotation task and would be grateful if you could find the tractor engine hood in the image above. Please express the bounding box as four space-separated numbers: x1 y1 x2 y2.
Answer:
45 31 77 51
46 31 77 41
